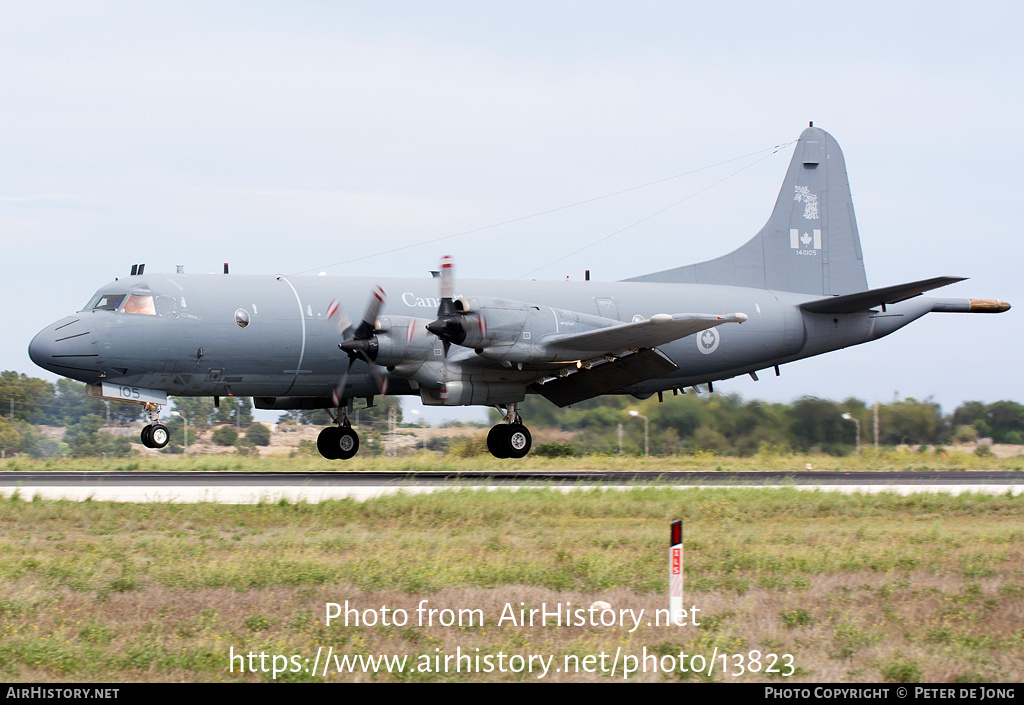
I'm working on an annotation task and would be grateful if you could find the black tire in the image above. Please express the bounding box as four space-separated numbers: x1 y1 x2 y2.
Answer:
337 427 359 460
507 423 532 458
149 423 170 449
317 426 342 460
140 425 154 448
487 424 511 458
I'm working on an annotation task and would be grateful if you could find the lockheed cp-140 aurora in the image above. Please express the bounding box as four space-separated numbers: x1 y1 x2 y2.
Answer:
29 125 1009 459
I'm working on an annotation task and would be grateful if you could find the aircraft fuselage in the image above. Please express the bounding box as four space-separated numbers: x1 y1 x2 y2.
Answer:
29 270 933 405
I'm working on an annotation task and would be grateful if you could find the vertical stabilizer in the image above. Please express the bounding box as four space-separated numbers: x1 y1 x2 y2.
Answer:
626 126 868 296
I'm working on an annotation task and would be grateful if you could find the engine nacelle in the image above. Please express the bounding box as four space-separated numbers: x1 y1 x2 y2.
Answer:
420 381 525 406
451 299 532 351
372 315 438 367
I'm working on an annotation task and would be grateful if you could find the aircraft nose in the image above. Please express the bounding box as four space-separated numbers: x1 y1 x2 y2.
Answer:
28 316 103 382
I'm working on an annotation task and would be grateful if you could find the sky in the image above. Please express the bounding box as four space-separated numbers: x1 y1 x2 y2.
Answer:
1 1 1021 425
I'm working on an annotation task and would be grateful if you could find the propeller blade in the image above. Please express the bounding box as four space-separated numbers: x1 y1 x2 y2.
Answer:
332 354 388 404
354 286 386 338
331 357 356 408
426 256 466 358
327 298 353 337
369 363 389 395
439 255 454 301
332 285 390 403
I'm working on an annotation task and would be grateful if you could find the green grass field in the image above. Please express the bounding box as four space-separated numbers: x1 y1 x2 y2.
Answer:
1 482 1022 682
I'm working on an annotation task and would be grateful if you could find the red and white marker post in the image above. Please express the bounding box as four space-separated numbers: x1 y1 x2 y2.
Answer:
670 519 683 625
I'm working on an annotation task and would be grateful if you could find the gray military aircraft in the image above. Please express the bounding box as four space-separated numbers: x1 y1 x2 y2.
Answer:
29 125 1009 459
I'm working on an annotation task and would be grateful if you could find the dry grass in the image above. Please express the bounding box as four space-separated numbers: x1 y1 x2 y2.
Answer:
0 488 1022 682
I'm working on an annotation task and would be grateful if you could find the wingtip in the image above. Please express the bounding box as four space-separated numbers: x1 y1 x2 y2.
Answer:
969 299 1011 313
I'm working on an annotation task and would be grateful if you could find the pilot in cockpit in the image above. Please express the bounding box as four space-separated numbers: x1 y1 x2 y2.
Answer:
121 293 157 315
87 287 181 317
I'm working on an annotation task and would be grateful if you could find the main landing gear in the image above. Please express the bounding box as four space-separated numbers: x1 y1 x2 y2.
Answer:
140 403 170 449
487 404 532 459
317 405 359 460
317 423 359 460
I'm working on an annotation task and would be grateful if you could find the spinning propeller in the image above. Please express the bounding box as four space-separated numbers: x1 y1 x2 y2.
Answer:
425 255 483 357
327 286 388 407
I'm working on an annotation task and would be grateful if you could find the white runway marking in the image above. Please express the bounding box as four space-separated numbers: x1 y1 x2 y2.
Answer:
0 484 1020 504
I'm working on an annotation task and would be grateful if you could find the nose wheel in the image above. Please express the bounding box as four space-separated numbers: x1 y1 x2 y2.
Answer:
141 423 170 449
140 403 170 449
487 404 532 458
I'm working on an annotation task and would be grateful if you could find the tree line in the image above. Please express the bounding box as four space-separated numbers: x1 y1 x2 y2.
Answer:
0 371 258 458
2 369 1022 458
491 392 1024 456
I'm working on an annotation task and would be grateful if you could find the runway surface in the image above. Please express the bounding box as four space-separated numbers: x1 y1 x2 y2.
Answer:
1 470 1022 503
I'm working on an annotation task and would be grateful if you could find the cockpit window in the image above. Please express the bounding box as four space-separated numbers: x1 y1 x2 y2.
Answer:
154 295 179 317
85 286 182 316
92 293 126 311
122 294 156 315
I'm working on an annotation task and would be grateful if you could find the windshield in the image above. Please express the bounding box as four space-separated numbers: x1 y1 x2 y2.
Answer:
85 288 180 317
122 293 156 315
91 293 126 311
84 281 185 317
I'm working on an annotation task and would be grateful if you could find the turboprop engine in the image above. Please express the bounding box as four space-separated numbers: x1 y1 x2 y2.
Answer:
327 256 630 406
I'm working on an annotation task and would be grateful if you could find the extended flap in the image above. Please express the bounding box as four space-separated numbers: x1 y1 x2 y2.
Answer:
530 348 677 407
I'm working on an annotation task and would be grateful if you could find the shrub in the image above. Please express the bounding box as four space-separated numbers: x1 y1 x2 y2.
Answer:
534 442 580 458
246 423 271 447
235 437 259 456
446 437 487 458
211 425 239 446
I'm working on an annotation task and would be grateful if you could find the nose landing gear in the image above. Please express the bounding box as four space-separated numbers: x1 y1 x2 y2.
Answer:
140 402 170 449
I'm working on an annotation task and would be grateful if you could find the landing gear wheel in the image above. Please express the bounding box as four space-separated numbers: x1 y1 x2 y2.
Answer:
507 423 532 458
337 427 359 460
149 424 170 449
317 426 360 460
317 427 341 459
140 425 154 448
487 424 511 458
487 423 532 458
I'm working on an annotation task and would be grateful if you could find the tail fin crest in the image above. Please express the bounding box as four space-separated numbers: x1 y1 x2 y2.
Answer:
627 126 868 296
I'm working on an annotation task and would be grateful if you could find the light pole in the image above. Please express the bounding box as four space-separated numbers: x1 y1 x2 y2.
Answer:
172 411 190 455
410 409 424 451
628 410 649 457
842 413 861 453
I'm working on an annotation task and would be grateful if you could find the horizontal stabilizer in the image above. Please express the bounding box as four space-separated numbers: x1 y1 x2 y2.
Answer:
531 348 678 407
540 312 748 358
799 277 966 314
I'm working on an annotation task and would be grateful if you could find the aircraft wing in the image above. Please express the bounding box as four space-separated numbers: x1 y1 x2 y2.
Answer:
539 312 748 359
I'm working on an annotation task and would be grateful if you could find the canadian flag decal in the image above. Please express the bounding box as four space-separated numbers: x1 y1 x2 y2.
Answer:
790 229 821 250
